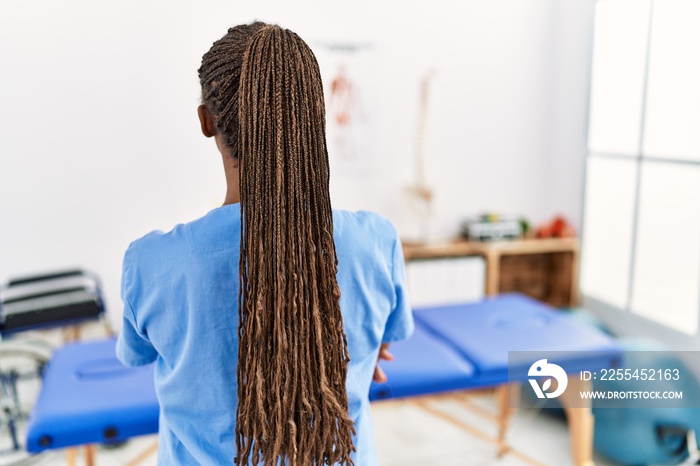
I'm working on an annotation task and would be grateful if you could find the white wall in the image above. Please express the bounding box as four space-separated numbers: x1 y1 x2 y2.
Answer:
547 0 597 231
0 0 592 325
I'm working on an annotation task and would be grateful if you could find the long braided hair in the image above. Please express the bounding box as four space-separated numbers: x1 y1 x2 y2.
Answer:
198 23 355 465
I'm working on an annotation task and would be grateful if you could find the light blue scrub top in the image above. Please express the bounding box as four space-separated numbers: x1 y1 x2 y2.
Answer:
116 203 413 465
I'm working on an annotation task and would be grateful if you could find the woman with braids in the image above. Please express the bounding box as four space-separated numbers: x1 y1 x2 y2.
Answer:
116 22 413 466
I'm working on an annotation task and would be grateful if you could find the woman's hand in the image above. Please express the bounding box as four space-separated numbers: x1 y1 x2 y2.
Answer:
373 343 394 383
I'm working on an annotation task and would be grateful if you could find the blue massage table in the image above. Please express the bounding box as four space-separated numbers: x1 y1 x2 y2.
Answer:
26 294 620 465
370 294 620 400
26 340 158 451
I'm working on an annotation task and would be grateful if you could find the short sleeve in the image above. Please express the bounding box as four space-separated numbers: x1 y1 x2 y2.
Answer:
116 247 157 367
382 234 414 342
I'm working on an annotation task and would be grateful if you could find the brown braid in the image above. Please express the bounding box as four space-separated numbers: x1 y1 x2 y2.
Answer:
198 23 356 465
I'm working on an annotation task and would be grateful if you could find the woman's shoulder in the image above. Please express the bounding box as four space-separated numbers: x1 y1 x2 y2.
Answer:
123 225 189 273
332 209 399 253
125 204 241 263
334 209 397 234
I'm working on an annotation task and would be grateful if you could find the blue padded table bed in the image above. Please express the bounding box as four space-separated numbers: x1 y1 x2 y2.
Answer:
26 339 158 465
370 293 620 400
26 294 620 466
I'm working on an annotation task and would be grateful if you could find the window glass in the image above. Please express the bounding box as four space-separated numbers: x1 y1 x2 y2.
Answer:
643 1 700 161
581 156 638 308
587 0 651 155
631 162 700 334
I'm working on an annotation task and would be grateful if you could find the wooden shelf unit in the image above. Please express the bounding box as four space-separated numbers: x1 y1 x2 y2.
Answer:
402 238 580 308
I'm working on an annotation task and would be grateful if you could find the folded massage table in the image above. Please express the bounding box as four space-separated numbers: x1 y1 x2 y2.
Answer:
25 294 621 465
1 270 106 335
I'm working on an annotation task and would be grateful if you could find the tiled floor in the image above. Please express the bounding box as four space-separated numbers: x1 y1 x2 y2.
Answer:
3 325 618 466
371 395 617 466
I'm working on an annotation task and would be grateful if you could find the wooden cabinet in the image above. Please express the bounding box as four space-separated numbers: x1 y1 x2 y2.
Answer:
402 238 580 308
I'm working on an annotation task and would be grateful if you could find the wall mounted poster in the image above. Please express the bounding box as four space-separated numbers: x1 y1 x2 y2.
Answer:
315 42 377 175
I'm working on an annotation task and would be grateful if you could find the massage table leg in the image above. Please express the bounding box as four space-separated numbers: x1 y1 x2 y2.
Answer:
495 385 511 457
408 395 545 466
66 447 76 466
62 325 81 343
61 314 115 344
125 440 159 466
496 384 521 457
85 445 96 466
103 320 116 337
66 445 96 466
559 376 594 466
65 441 156 466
